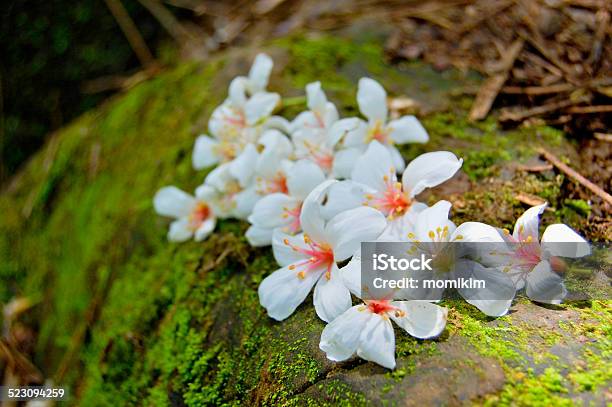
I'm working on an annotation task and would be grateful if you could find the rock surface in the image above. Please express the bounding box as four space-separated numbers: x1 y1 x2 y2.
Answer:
0 29 610 406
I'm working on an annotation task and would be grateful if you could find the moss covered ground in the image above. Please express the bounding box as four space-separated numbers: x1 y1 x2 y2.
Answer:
0 30 610 406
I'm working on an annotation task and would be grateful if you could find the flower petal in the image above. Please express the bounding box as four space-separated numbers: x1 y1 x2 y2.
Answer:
258 264 323 321
351 140 396 192
387 145 406 173
390 301 447 339
287 159 326 200
230 143 259 187
541 224 590 258
357 78 387 122
300 180 336 243
455 260 515 317
272 230 309 267
195 184 217 202
249 193 295 229
330 118 365 147
314 265 352 323
168 218 193 242
233 186 260 219
320 305 371 362
387 116 429 144
228 77 247 107
414 200 456 242
357 314 396 369
245 92 279 125
526 260 567 304
154 186 195 218
326 206 387 262
245 224 273 247
195 218 216 241
331 147 364 179
306 81 327 112
192 135 220 169
513 203 547 242
402 151 463 197
248 53 273 93
320 180 366 221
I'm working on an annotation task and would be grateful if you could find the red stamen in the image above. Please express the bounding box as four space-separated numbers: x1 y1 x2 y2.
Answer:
285 235 334 280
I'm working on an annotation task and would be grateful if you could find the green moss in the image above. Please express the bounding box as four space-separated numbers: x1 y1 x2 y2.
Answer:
1 31 609 406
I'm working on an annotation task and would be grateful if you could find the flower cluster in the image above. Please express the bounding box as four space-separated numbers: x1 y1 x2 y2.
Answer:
154 54 590 369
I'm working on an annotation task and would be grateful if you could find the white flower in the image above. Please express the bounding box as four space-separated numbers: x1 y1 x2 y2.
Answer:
246 159 326 247
258 181 387 322
323 140 462 234
290 81 339 133
319 300 447 369
341 78 429 172
193 54 282 169
153 185 217 242
404 200 516 316
204 160 259 220
499 203 590 304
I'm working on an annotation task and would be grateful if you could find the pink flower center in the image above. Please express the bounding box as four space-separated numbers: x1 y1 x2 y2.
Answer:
189 202 211 231
504 229 542 271
365 172 412 219
258 173 289 194
366 120 390 143
302 140 333 170
285 234 334 280
282 203 302 234
365 300 405 317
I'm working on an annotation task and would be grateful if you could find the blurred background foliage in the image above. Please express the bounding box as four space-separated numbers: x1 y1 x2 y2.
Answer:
0 0 166 183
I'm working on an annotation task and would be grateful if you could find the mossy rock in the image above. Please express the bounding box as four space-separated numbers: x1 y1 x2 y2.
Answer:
1 29 610 406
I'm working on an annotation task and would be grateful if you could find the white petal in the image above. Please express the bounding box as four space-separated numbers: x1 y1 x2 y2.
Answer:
230 144 259 187
306 81 327 112
314 266 352 323
168 218 193 242
331 147 364 179
322 103 339 128
402 151 463 197
326 206 387 262
513 203 547 242
258 264 323 321
245 92 279 125
541 224 590 258
248 53 273 93
414 200 456 242
233 186 260 219
195 184 217 202
228 77 247 107
154 186 195 218
320 306 372 362
455 260 515 317
350 140 396 191
300 180 336 244
387 116 429 144
272 230 309 267
263 115 291 134
194 218 216 241
339 253 363 297
387 145 406 173
192 135 220 169
205 162 233 191
357 78 387 122
245 224 273 247
526 260 567 305
452 221 505 243
390 301 447 339
329 118 365 147
357 314 396 369
249 193 295 228
290 111 317 133
320 180 365 221
287 159 326 200
381 202 428 240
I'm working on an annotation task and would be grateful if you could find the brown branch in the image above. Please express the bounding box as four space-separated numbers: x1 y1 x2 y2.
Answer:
566 105 612 114
537 148 612 206
469 39 524 121
138 0 194 44
104 0 156 68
